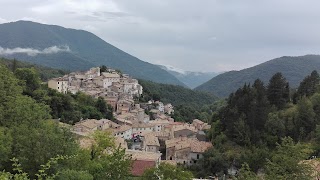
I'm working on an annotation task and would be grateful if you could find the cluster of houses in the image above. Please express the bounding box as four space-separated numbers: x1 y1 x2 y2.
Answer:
48 67 143 111
48 67 213 177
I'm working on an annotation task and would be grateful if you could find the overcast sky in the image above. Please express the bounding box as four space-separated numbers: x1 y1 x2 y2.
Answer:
0 0 320 72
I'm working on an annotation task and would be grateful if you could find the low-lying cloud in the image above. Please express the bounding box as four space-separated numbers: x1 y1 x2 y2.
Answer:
0 45 70 56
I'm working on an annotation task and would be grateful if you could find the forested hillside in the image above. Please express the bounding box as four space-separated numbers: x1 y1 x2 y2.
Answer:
0 21 185 86
139 79 217 107
0 57 67 81
139 79 219 122
190 70 320 179
196 55 320 97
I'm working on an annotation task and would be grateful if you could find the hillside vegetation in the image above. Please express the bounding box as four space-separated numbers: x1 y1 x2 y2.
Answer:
191 70 320 179
196 55 320 97
0 21 185 86
0 64 133 179
0 57 67 81
139 79 217 107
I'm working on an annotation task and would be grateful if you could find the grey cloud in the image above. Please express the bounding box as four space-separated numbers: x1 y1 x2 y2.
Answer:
0 45 71 56
1 0 320 72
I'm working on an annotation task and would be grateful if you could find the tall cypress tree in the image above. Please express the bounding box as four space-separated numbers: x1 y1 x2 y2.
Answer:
252 79 270 131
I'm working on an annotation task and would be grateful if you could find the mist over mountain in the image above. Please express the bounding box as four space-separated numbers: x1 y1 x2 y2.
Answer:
196 55 320 97
157 64 218 89
0 20 185 86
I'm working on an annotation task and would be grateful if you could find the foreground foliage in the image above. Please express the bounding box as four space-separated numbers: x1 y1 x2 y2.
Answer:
141 163 193 180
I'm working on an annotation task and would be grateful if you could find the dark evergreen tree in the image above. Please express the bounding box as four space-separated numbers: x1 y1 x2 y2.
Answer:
100 65 107 73
12 59 17 72
296 70 319 100
252 79 270 131
267 72 290 109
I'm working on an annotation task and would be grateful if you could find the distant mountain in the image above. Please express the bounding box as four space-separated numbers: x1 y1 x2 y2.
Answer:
195 55 320 97
157 65 218 89
0 21 185 86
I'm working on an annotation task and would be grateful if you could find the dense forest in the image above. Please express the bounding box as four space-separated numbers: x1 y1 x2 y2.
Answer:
189 70 320 179
138 79 220 122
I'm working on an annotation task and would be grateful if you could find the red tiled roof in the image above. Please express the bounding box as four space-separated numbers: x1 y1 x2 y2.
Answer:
131 160 156 176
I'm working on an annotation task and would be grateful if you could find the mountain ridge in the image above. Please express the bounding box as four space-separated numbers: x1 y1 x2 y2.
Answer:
195 55 320 97
0 20 186 86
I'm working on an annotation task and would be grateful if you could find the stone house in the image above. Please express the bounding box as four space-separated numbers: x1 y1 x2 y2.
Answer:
113 125 133 140
72 119 101 133
143 134 160 153
48 77 69 94
101 72 120 88
132 122 155 136
192 119 211 131
172 124 197 138
117 99 134 114
104 91 119 110
85 67 100 79
165 137 212 166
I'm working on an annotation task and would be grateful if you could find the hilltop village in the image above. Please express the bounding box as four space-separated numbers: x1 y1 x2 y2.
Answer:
48 67 213 176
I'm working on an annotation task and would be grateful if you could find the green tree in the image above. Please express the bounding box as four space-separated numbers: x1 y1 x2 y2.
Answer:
236 163 260 180
14 68 41 96
89 131 115 160
264 112 285 145
95 97 114 120
296 70 320 99
265 137 313 180
11 121 78 178
141 163 193 180
311 93 320 125
0 127 12 168
296 96 316 139
84 131 132 180
56 169 93 180
12 58 18 72
267 72 290 109
191 147 228 178
100 65 107 73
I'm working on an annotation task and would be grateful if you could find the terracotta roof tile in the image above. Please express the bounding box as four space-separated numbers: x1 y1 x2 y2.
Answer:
131 160 156 176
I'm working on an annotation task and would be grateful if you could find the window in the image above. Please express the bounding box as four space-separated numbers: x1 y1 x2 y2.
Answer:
57 87 59 89
57 82 59 84
197 154 200 159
